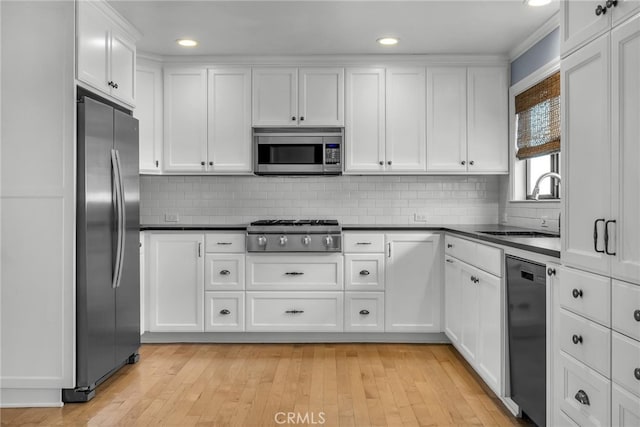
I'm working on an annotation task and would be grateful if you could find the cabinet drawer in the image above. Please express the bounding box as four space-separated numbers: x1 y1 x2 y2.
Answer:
344 292 384 332
612 332 640 399
205 233 246 253
343 233 385 253
204 292 244 332
559 267 611 327
612 383 640 427
344 254 384 291
246 255 343 290
205 253 245 291
612 280 640 341
246 292 343 332
559 309 611 377
474 243 502 277
445 235 474 262
557 352 611 427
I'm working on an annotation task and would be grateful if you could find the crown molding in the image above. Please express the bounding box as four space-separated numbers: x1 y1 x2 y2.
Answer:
509 11 560 62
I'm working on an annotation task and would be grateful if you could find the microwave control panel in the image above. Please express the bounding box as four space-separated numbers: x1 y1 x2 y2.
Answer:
325 144 341 165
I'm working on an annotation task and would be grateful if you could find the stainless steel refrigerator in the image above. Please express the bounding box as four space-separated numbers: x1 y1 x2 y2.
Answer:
63 95 140 403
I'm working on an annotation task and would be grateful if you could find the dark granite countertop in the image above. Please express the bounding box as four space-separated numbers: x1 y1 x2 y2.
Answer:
140 223 560 258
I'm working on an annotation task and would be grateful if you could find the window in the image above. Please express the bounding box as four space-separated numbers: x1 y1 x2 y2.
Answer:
515 71 561 200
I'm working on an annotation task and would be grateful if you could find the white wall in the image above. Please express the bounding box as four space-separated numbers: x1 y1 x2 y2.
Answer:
140 174 500 225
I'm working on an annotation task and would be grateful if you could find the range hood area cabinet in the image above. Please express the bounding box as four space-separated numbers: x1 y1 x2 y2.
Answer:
252 67 345 127
76 0 140 107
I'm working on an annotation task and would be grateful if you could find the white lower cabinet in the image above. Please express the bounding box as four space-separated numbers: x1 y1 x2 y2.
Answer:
205 253 245 291
148 234 204 332
612 384 640 427
246 254 343 291
246 292 343 332
344 292 384 332
344 254 385 291
204 291 244 332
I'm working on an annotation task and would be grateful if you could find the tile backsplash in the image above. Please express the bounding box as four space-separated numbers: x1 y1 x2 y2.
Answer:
140 175 500 225
498 176 561 232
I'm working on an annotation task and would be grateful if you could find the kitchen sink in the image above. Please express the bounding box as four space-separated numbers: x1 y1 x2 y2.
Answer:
478 231 559 238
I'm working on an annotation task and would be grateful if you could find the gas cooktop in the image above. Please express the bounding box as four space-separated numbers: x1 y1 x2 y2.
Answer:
249 219 339 227
246 219 341 252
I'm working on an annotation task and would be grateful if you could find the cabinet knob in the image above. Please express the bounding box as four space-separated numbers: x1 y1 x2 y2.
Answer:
447 243 453 248
547 268 556 276
387 161 392 165
461 160 466 165
379 161 384 165
572 288 583 299
220 309 231 315
300 116 305 121
219 270 230 276
201 161 206 166
469 160 474 166
114 83 118 89
595 4 607 15
108 80 114 87
359 310 370 315
574 389 590 406
606 0 618 8
572 334 583 345
359 270 370 276
634 368 640 380
209 161 213 166
634 309 640 322
292 116 296 121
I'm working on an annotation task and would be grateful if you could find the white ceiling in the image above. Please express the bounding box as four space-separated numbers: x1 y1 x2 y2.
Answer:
109 0 559 57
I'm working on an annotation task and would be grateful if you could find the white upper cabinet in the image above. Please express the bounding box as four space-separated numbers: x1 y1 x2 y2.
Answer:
426 66 508 174
163 68 208 172
385 68 427 172
252 67 344 126
426 67 468 172
466 66 508 173
561 0 640 57
345 68 386 172
76 0 138 107
298 67 345 126
207 68 252 172
135 65 163 173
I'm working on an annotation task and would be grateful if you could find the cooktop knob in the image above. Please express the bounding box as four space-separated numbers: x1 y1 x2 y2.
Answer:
302 235 311 245
257 235 267 246
279 235 288 246
324 235 333 247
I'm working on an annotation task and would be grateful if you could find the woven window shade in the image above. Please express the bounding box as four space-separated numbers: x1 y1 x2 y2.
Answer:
515 71 561 160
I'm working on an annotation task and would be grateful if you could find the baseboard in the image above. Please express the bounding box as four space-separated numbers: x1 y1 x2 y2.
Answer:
0 388 63 408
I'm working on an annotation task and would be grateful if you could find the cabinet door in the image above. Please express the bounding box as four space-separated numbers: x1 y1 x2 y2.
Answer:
466 66 508 173
460 265 479 362
561 0 611 57
385 68 427 172
444 256 462 344
385 233 441 332
475 268 502 394
561 35 611 275
426 67 468 172
344 292 384 332
163 68 208 172
298 67 344 126
252 68 298 126
344 254 385 291
344 68 386 172
612 384 640 427
149 234 204 332
611 15 640 284
135 65 163 173
204 291 245 332
612 0 640 26
204 253 245 291
76 0 109 92
109 28 136 106
207 68 252 172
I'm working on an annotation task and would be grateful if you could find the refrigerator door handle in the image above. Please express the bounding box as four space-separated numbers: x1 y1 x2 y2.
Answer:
111 149 126 289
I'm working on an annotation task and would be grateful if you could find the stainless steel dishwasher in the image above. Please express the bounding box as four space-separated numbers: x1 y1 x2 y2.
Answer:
506 255 546 427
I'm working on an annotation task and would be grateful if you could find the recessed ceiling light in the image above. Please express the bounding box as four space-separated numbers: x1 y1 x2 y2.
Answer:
526 0 552 6
176 39 198 47
377 37 399 46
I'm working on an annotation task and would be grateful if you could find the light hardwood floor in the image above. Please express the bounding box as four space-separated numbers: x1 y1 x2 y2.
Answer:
1 343 531 426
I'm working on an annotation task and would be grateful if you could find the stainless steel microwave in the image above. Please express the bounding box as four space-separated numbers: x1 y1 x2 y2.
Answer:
253 128 343 176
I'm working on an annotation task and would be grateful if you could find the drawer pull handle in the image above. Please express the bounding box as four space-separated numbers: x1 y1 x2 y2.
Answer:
634 368 640 380
359 270 370 276
285 272 304 276
446 259 454 263
220 309 231 315
572 334 583 344
217 242 232 245
219 270 230 276
547 268 556 276
572 288 583 299
634 310 640 322
574 390 590 406
447 243 453 248
285 310 304 314
359 310 370 315
356 242 372 245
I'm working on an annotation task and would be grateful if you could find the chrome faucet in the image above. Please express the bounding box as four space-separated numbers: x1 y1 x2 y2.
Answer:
531 172 561 200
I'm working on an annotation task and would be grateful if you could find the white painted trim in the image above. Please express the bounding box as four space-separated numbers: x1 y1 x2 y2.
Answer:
0 389 63 408
83 0 142 41
508 58 561 202
141 331 450 343
509 12 560 61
